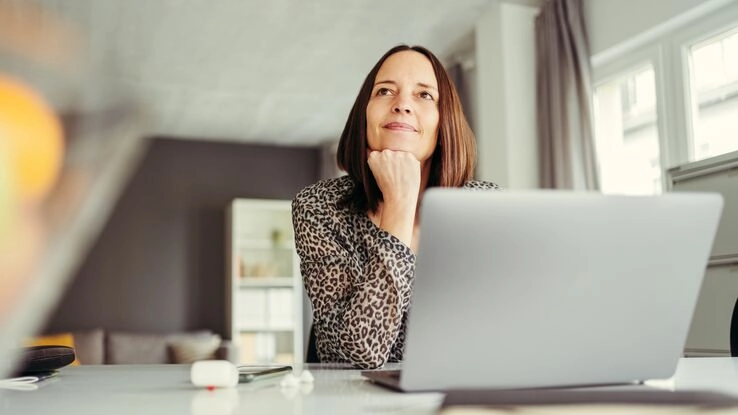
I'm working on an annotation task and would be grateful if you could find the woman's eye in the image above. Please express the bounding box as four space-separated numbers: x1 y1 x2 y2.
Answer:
376 87 393 96
419 91 435 101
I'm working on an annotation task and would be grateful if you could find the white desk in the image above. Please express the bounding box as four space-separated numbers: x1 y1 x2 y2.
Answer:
1 358 738 415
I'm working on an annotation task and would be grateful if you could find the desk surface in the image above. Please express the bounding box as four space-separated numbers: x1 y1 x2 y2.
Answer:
1 358 738 415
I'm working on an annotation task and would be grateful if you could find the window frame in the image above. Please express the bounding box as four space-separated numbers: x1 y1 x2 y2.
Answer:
670 7 738 163
592 45 671 193
591 1 738 193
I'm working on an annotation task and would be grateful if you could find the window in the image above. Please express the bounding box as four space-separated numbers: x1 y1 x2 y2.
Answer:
688 27 738 162
594 65 662 195
592 3 738 196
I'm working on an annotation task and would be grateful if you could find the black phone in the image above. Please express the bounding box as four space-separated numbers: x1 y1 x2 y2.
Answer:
15 346 75 376
237 365 292 383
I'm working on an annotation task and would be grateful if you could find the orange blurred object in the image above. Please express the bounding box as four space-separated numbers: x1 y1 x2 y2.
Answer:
0 74 64 202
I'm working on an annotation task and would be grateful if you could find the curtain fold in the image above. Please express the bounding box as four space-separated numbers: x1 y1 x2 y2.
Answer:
535 0 599 190
448 62 474 132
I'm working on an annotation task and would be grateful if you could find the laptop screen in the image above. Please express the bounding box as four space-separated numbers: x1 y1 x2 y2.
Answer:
398 189 722 391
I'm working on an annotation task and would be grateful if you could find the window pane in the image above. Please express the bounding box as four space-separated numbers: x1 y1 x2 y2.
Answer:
594 66 662 195
689 27 738 161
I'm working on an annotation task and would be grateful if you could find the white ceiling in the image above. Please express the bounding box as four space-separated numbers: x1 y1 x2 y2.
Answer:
1 0 495 147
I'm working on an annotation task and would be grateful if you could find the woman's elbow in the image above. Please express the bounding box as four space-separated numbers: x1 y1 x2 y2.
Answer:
345 344 390 369
353 356 387 370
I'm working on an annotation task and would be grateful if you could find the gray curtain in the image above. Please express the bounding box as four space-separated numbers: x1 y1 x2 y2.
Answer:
448 63 474 132
535 0 599 190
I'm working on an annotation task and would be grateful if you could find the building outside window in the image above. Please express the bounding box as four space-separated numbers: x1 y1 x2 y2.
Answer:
594 65 662 195
688 27 738 162
592 6 738 196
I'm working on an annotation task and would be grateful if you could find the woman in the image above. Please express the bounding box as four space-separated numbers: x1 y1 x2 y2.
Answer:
292 44 500 369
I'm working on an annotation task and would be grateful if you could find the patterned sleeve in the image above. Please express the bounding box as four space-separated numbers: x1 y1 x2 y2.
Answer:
292 183 414 369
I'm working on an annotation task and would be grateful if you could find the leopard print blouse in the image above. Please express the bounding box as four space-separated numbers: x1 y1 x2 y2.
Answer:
292 175 501 369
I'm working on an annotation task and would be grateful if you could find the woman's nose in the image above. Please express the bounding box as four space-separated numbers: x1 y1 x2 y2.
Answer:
392 102 412 114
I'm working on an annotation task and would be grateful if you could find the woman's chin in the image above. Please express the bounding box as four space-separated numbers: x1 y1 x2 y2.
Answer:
371 142 416 154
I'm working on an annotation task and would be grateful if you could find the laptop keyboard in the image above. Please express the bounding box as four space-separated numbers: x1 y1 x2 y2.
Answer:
370 369 401 380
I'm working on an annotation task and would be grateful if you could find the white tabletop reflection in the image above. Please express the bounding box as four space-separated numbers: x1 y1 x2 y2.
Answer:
1 359 737 415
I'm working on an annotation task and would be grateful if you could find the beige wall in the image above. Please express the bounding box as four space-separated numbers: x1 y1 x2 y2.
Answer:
474 0 541 189
585 0 732 62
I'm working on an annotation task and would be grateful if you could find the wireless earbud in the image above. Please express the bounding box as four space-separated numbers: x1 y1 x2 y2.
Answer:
190 360 238 389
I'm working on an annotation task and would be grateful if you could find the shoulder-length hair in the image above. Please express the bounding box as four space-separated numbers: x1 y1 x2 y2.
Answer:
336 44 477 213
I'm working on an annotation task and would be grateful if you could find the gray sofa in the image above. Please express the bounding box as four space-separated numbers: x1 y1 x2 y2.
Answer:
55 328 237 364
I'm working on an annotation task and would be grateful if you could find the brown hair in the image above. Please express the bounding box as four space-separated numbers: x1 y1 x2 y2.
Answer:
336 44 477 213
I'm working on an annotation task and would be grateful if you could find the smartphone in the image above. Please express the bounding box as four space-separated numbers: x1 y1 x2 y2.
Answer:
237 365 292 383
33 371 59 382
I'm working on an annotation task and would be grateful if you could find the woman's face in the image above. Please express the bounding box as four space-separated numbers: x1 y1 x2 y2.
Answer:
366 50 440 163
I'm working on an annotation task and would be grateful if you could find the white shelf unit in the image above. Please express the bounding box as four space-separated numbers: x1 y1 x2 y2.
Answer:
226 198 302 365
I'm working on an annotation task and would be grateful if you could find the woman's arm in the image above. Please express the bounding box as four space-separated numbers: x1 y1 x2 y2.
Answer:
292 187 414 369
366 150 421 249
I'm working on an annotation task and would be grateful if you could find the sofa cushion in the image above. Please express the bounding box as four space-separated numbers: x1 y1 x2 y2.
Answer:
168 334 222 364
72 328 104 365
107 330 213 364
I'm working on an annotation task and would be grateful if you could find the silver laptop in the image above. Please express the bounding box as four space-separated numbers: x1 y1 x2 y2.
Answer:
363 189 723 392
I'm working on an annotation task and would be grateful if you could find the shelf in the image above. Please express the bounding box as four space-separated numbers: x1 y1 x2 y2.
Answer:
237 245 295 252
237 326 294 332
236 238 294 250
238 277 294 288
228 198 301 365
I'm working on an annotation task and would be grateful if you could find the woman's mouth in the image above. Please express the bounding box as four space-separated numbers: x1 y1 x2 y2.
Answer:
383 122 417 132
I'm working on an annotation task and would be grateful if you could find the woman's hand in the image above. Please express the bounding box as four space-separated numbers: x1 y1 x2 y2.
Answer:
367 149 421 203
367 149 420 249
